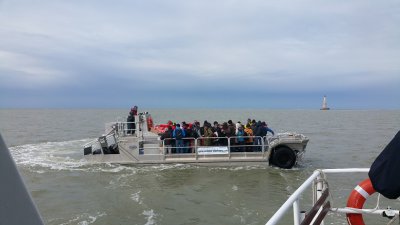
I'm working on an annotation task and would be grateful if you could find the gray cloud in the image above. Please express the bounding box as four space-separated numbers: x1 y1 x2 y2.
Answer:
0 0 399 108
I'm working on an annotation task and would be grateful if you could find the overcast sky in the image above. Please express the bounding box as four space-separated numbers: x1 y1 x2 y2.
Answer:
0 0 399 109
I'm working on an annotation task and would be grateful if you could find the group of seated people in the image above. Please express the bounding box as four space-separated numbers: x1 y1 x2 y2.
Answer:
159 119 274 154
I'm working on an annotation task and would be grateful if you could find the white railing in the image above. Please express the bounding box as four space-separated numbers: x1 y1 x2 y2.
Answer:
266 168 399 225
265 168 400 225
161 136 268 155
266 169 322 225
108 121 139 136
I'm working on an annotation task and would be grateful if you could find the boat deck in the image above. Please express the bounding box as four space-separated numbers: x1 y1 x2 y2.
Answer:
83 114 308 168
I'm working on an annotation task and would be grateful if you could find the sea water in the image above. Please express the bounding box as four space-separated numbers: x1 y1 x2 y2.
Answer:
0 109 399 225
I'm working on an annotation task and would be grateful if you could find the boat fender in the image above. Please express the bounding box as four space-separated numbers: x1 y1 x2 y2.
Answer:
346 178 376 225
271 146 296 169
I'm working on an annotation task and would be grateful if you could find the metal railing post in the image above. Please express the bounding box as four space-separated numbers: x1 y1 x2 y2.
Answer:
265 170 321 225
162 140 166 160
195 139 198 160
228 137 231 159
261 136 265 154
300 211 306 222
293 199 301 225
316 173 325 225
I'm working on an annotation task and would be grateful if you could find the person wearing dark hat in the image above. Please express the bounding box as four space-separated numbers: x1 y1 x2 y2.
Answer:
254 121 263 151
160 127 173 154
191 121 202 146
220 122 229 146
262 122 274 136
191 121 201 138
227 120 235 137
182 122 192 153
127 107 138 135
212 121 222 145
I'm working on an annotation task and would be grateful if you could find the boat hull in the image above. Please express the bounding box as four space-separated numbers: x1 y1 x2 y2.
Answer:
84 131 309 168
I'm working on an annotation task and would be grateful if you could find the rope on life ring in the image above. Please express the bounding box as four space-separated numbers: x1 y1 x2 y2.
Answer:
346 178 376 225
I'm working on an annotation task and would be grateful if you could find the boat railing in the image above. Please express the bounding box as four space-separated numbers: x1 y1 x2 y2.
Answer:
161 137 197 155
265 168 400 225
268 132 307 144
160 136 268 156
107 121 139 136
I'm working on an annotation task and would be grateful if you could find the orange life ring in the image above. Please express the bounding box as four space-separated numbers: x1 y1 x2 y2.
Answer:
346 178 376 225
146 117 154 131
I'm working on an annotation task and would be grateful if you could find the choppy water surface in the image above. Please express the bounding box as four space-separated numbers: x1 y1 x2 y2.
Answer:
0 109 399 225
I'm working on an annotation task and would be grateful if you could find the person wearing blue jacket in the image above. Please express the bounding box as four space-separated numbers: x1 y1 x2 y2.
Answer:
173 124 186 154
262 122 275 136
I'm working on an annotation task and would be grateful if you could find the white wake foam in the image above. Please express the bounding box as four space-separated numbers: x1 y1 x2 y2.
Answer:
59 212 107 225
10 139 90 171
143 209 157 225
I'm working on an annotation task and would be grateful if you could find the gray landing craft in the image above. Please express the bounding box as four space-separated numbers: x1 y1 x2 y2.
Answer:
83 112 309 169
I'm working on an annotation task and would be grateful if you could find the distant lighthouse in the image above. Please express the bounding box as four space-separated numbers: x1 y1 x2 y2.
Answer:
320 95 330 110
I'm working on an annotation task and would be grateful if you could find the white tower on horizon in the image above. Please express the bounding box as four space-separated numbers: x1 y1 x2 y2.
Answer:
321 95 330 110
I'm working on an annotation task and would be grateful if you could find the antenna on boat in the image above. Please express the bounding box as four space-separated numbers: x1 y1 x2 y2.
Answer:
320 95 330 110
